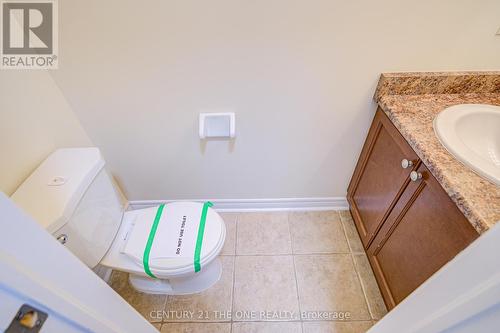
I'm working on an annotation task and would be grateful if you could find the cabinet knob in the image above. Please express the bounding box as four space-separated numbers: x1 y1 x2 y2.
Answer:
401 159 414 169
410 171 423 182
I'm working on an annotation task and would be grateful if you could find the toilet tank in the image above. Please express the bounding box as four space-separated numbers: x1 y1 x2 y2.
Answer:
11 148 123 268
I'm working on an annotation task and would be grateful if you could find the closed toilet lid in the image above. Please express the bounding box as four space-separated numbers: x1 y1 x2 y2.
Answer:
122 202 224 271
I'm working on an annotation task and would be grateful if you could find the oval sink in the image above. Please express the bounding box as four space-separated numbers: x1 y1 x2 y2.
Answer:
434 104 500 186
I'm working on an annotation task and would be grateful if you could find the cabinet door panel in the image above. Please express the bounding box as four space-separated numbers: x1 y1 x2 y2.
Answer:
347 109 418 247
367 164 479 308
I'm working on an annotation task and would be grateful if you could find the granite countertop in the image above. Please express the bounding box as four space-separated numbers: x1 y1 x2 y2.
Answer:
374 72 500 234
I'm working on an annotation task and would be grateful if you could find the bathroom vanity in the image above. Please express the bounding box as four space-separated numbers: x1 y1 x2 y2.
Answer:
348 72 500 310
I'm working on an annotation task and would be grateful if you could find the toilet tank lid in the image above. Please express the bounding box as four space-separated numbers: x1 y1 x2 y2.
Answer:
11 148 105 233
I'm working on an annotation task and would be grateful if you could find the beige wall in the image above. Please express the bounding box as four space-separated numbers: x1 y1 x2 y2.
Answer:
50 0 500 200
0 70 92 195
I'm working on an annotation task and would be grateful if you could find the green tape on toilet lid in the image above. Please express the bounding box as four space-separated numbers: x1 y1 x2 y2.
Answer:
143 203 165 278
194 201 213 272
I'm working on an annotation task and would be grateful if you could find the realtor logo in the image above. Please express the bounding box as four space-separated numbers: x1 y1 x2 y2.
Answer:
1 0 58 69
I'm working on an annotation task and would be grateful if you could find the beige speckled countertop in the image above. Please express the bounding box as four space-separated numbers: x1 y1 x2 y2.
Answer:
374 72 500 234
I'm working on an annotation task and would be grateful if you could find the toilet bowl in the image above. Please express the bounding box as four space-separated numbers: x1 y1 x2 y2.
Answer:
101 202 226 294
11 148 226 295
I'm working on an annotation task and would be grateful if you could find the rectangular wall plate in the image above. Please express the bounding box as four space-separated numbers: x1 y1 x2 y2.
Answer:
199 112 236 139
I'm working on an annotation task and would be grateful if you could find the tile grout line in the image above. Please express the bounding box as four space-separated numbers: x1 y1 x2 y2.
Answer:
290 212 296 256
230 214 239 333
339 212 374 320
338 211 365 255
337 211 373 322
161 277 170 326
287 212 304 333
221 252 353 257
350 253 374 320
162 319 375 324
340 211 378 321
338 211 354 254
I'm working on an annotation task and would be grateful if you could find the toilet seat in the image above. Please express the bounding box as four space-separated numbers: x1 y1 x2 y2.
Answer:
121 202 225 274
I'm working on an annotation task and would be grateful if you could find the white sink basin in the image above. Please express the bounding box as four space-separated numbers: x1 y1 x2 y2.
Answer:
434 104 500 186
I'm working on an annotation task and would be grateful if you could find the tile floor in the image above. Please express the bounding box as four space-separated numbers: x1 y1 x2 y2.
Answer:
109 211 387 332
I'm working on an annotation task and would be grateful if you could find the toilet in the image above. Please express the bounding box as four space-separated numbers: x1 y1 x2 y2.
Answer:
11 147 226 295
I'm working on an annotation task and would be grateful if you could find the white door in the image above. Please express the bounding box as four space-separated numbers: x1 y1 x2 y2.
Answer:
0 192 157 333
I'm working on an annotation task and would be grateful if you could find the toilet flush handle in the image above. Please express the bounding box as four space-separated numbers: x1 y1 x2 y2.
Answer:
56 234 68 245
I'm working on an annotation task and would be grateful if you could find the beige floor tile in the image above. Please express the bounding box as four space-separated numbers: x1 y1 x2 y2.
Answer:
302 321 373 333
236 212 292 255
160 322 231 333
352 254 388 320
219 213 237 255
294 255 370 320
290 211 349 254
109 271 166 323
339 211 365 254
232 321 302 333
233 256 299 321
164 256 235 322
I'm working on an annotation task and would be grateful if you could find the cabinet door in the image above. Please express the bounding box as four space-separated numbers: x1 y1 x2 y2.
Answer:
367 163 479 309
347 109 419 247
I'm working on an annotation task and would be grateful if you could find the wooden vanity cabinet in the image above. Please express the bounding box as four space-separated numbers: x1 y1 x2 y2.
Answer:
367 162 479 308
348 108 479 309
347 109 419 248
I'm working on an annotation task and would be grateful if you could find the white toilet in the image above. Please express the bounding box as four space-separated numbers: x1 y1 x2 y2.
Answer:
11 147 226 295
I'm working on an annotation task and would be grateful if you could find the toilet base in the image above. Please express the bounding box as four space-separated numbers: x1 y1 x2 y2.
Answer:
128 258 222 295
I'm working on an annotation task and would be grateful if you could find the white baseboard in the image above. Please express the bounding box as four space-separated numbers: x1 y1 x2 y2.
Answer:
128 197 348 212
